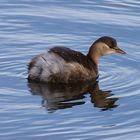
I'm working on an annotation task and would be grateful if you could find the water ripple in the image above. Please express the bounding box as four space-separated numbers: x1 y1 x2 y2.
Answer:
0 0 140 140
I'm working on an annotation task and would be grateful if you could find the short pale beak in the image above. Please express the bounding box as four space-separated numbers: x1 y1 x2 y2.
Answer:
115 47 126 54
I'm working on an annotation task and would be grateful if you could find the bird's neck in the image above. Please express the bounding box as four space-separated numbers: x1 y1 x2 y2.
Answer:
87 43 103 66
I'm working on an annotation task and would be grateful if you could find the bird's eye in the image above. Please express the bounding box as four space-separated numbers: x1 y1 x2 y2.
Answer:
109 46 113 49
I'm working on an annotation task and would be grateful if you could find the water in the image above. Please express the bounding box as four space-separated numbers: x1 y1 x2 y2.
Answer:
0 0 140 139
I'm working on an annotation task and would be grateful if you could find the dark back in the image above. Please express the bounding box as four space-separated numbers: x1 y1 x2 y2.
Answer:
49 47 97 72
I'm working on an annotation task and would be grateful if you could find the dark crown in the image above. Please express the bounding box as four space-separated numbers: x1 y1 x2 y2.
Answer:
92 36 117 49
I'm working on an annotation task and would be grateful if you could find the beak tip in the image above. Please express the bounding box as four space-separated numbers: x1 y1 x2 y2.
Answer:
115 47 126 54
121 51 126 54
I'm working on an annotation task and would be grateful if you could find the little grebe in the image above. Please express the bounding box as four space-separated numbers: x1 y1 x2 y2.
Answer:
28 36 126 83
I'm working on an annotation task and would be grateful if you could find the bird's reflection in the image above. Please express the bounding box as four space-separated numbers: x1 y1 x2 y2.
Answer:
28 81 118 112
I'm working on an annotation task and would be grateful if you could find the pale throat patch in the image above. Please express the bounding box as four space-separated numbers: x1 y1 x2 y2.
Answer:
93 42 115 56
100 43 115 55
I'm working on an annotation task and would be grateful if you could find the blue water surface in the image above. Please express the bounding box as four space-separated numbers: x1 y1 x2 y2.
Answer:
0 0 140 140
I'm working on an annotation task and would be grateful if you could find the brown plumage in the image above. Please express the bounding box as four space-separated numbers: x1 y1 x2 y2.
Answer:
28 36 126 83
49 47 97 72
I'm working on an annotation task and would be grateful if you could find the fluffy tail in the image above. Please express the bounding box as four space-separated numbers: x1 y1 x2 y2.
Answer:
28 55 44 82
27 53 65 83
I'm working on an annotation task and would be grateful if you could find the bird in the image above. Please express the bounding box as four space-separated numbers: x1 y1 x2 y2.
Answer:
28 36 126 83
